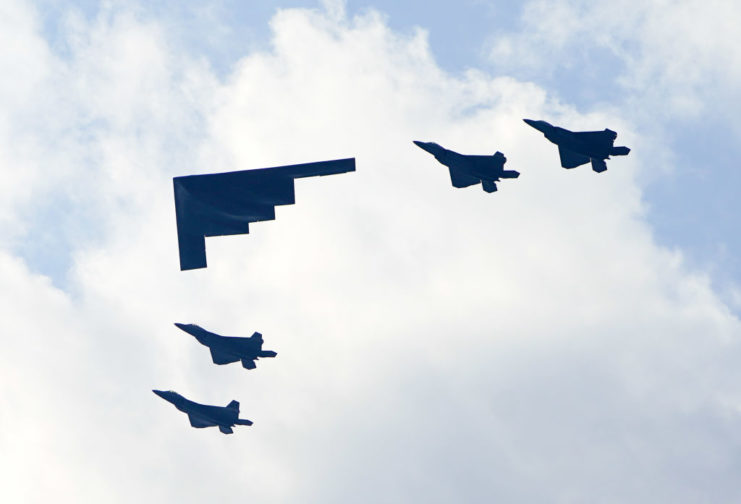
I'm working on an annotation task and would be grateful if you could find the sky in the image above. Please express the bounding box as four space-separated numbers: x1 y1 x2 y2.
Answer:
2 0 741 502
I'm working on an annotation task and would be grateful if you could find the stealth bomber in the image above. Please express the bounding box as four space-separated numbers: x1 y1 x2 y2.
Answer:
153 390 253 434
173 158 355 270
413 141 519 193
175 323 277 370
523 119 630 173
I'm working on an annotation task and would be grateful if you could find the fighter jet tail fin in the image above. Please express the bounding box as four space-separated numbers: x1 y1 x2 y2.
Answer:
591 158 608 173
259 350 278 358
236 418 254 426
241 358 257 370
218 425 234 434
610 146 630 156
226 400 240 411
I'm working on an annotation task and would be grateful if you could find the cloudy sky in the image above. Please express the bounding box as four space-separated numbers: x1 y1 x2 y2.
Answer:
2 0 741 502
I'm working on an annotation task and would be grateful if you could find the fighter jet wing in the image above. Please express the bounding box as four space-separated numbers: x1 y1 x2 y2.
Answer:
210 347 240 365
558 145 591 168
448 168 480 188
188 414 217 428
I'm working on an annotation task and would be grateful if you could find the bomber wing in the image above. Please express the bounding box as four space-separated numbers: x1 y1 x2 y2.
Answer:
174 158 356 270
448 168 480 188
558 145 591 169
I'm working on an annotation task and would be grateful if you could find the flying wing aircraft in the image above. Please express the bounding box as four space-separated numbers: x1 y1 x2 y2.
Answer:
153 390 253 434
413 141 519 193
174 323 277 370
173 158 355 270
523 119 630 173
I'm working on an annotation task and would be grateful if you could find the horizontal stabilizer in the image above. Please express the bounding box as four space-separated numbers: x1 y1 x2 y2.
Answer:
236 419 253 426
501 170 520 179
218 425 234 434
226 400 240 411
610 146 630 156
259 350 278 358
591 158 608 173
241 358 257 370
481 180 498 193
558 145 591 169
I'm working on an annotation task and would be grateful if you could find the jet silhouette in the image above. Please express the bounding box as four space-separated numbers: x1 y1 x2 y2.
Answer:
174 158 355 270
174 323 277 370
413 141 519 193
523 119 630 173
153 390 253 434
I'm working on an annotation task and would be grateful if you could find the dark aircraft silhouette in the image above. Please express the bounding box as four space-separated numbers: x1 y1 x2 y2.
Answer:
174 323 277 370
523 119 630 173
174 158 355 270
413 141 519 193
153 390 253 434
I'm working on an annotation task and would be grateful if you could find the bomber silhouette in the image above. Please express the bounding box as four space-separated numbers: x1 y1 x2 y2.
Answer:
153 390 253 434
413 141 519 193
523 119 630 173
173 158 355 270
174 323 277 370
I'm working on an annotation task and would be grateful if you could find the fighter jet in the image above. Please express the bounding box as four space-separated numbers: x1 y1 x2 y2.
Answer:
413 141 519 193
153 390 253 434
523 119 630 173
174 323 277 370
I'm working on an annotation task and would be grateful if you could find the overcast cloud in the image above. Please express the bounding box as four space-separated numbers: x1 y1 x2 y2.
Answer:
1 1 740 502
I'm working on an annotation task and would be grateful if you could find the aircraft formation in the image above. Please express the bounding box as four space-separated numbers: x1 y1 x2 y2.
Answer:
155 119 630 434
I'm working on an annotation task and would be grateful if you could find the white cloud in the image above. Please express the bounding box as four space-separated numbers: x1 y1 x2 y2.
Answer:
487 0 741 120
1 1 741 502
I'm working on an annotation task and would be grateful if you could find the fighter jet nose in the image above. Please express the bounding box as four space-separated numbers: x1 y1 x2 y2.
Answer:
174 323 186 329
413 140 443 156
523 118 549 133
152 389 165 398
